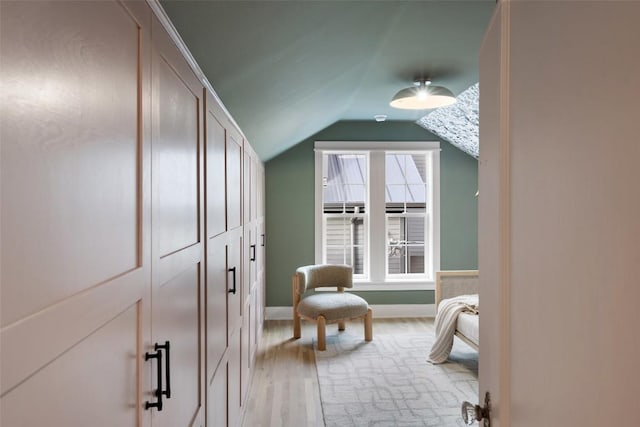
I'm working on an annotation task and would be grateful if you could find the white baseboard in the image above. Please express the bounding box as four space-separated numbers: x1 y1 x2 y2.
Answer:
369 304 436 318
265 304 435 320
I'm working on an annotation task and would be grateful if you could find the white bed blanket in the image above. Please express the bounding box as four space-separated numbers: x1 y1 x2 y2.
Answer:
428 294 479 364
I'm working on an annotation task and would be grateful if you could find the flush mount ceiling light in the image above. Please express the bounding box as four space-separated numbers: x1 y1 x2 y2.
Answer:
390 78 457 110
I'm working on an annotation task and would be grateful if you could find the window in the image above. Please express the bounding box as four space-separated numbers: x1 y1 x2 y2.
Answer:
322 153 368 277
386 153 428 277
315 141 440 290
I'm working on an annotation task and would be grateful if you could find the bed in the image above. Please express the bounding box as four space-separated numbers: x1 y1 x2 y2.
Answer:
429 270 479 363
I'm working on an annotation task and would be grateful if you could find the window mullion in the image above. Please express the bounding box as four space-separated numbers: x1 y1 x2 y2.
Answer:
369 151 386 282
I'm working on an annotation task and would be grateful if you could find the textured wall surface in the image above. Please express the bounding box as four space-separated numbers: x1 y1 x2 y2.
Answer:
417 83 479 158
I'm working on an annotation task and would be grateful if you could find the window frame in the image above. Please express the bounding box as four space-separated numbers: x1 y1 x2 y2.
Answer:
315 141 440 291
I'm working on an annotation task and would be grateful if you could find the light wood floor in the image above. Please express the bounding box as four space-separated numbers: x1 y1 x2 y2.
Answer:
241 317 435 427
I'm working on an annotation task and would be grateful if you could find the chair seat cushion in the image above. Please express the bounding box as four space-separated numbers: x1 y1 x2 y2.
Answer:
297 292 369 322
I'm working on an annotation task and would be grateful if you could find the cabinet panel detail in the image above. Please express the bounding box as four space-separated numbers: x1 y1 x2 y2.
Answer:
227 229 242 339
241 302 251 406
153 264 202 427
207 363 228 427
155 56 201 257
251 157 258 222
206 107 227 239
207 234 227 377
228 329 241 427
243 150 252 226
226 134 242 231
0 269 147 396
1 0 142 326
1 303 141 426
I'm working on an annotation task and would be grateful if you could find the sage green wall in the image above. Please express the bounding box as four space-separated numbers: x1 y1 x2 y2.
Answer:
265 121 478 307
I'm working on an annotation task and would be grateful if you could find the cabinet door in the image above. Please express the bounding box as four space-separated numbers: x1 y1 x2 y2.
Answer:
206 98 227 238
251 157 259 222
250 290 259 364
227 131 242 231
257 221 265 279
255 222 265 346
228 329 241 427
257 164 265 220
248 225 258 297
151 266 203 427
243 149 252 225
226 232 242 427
207 362 228 427
242 225 253 308
1 2 151 426
150 15 204 427
207 234 227 380
227 228 243 339
241 300 252 407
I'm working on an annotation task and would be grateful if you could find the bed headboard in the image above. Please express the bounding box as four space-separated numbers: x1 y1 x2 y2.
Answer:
435 270 479 307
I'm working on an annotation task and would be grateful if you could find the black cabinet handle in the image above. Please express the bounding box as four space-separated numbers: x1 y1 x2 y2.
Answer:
155 341 171 399
261 234 265 247
145 348 163 411
228 267 237 294
250 244 256 262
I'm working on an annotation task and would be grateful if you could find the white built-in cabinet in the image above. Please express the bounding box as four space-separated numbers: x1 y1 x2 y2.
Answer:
0 1 265 426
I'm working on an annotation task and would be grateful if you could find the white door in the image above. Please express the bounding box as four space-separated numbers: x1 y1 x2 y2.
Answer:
478 2 640 425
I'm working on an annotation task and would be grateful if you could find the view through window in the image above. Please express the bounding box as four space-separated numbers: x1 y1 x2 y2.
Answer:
316 142 439 288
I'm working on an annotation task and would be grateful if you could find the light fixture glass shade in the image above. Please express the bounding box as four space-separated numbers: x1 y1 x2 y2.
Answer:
390 84 457 110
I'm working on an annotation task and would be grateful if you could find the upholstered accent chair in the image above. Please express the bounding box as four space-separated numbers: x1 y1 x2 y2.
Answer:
292 264 372 351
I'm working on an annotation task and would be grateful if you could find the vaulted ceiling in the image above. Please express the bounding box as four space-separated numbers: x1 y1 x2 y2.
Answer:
161 1 496 161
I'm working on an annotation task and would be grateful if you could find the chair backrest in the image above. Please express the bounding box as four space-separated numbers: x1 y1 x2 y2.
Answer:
295 264 353 293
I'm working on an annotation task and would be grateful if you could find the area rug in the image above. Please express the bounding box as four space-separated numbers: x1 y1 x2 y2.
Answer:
314 332 477 427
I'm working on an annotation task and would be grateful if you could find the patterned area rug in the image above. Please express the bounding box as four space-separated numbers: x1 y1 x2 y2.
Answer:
315 332 477 427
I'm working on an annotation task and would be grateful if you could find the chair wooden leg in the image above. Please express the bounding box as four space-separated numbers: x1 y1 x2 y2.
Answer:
317 316 326 351
338 321 345 331
293 276 301 339
293 311 301 339
364 307 373 342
